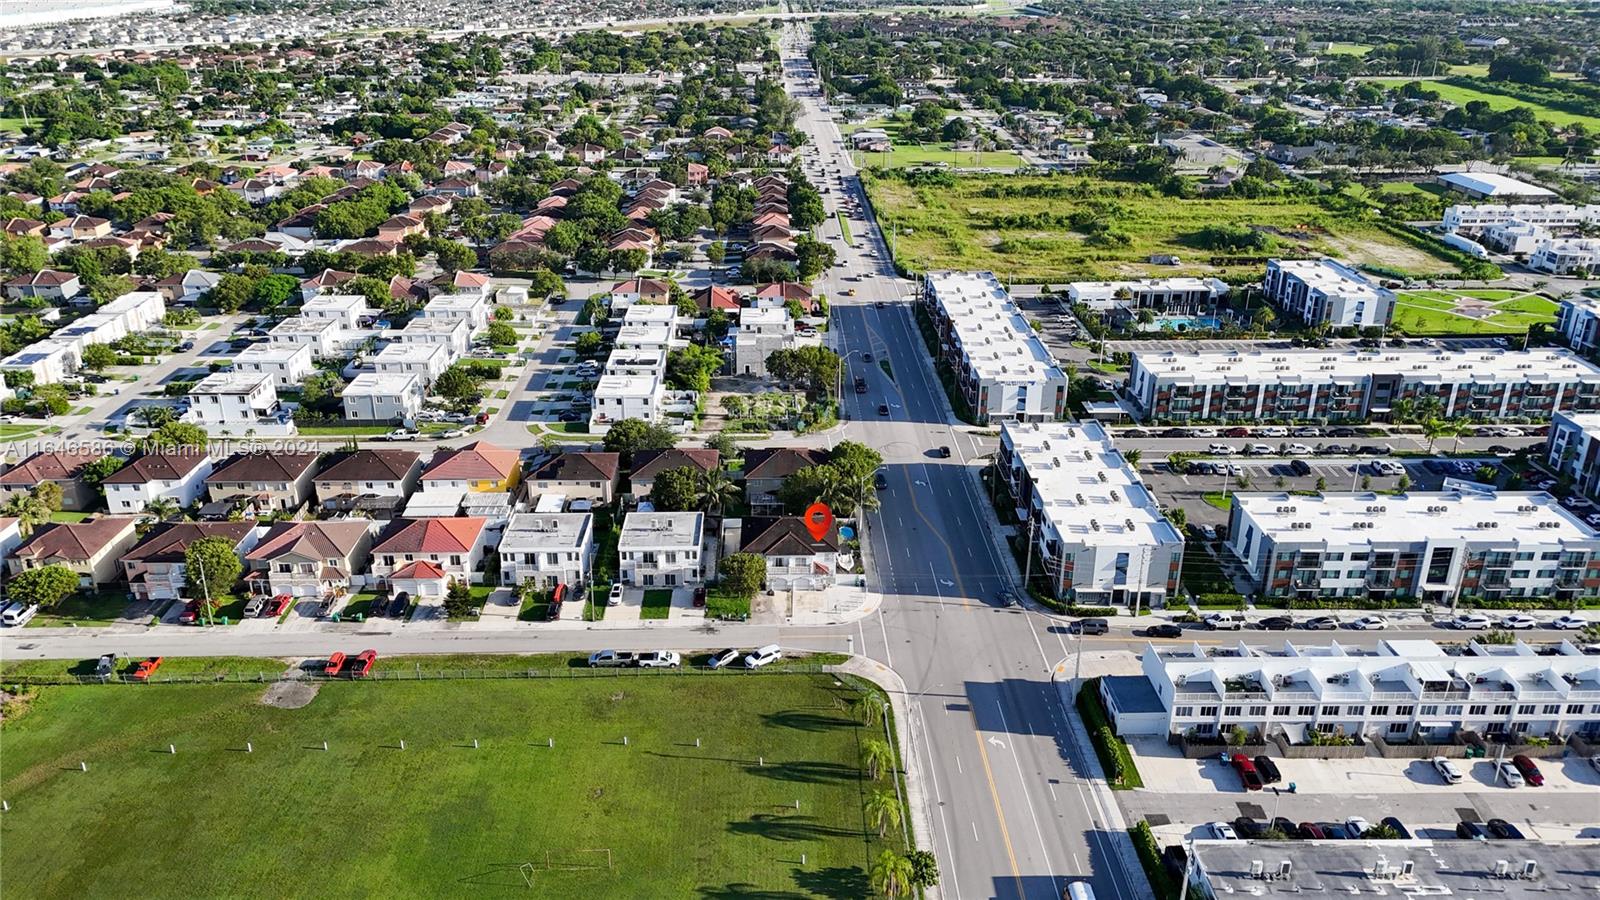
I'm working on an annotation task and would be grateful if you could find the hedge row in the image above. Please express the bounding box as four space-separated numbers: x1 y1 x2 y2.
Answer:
1130 821 1178 900
1075 678 1143 789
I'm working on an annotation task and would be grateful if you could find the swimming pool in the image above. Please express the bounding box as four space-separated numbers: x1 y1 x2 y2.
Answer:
1151 315 1224 332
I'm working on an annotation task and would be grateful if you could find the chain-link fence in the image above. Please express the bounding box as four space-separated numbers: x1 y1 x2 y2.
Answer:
6 662 839 687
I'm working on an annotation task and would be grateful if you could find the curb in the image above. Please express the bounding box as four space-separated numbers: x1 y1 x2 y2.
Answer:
826 655 943 900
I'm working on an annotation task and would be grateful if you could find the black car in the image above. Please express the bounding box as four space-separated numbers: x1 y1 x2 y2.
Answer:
1258 616 1293 631
1423 459 1449 474
1232 817 1268 839
1328 427 1358 438
874 471 888 490
1123 428 1150 438
1380 816 1412 839
1271 817 1298 837
1304 616 1340 630
1145 623 1183 639
1289 459 1312 476
1319 822 1351 840
387 591 411 619
558 411 580 422
1254 755 1282 784
1456 821 1493 841
877 404 889 416
936 446 952 458
1486 819 1525 840
861 352 873 362
1072 618 1109 635
1160 428 1187 438
1388 338 1407 347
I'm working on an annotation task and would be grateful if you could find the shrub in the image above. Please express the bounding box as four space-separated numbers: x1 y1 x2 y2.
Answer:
1130 821 1178 900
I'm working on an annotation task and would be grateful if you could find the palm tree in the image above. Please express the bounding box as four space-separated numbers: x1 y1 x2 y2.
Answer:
862 738 895 781
864 789 901 839
858 692 887 728
869 850 915 898
699 468 740 517
1421 417 1457 453
145 497 181 523
3 493 50 536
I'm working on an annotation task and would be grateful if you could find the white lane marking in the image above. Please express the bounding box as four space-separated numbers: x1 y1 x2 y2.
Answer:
993 698 1061 900
877 606 893 667
915 701 963 900
971 821 979 842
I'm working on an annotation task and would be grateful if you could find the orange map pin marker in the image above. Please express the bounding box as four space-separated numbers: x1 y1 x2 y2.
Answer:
803 502 834 541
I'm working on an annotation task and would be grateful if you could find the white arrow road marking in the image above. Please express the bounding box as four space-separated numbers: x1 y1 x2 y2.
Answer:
986 736 1007 749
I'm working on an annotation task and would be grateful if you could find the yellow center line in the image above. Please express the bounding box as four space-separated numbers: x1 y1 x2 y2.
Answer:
973 727 1026 896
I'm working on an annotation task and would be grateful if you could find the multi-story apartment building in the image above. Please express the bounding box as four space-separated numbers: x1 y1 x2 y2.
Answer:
186 372 283 427
1105 638 1600 743
1545 410 1600 501
1442 202 1600 233
233 342 314 387
372 341 452 384
1128 347 1600 422
1066 277 1229 315
997 421 1184 608
731 307 793 377
1263 259 1396 329
1530 238 1600 275
1555 295 1600 354
922 271 1068 424
1225 490 1600 604
498 513 595 589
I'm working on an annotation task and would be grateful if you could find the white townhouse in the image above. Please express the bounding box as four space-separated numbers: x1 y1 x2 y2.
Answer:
1264 259 1395 329
341 372 424 422
233 342 314 387
732 307 794 377
617 511 705 587
1066 277 1229 316
399 316 471 359
269 316 346 358
372 341 452 384
1530 238 1600 276
0 340 77 385
1442 202 1600 233
299 293 372 330
102 451 214 514
1556 294 1600 354
185 372 282 427
423 291 492 335
498 512 595 590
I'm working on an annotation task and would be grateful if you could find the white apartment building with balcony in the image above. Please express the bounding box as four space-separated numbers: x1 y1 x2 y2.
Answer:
1103 637 1600 744
372 341 452 384
341 372 424 422
497 512 595 589
399 316 471 359
1225 490 1600 604
922 271 1069 424
1530 238 1600 275
1066 277 1230 315
998 421 1184 607
233 342 314 387
1264 259 1396 329
423 291 492 334
1442 202 1600 233
299 293 373 330
184 371 291 433
617 511 704 586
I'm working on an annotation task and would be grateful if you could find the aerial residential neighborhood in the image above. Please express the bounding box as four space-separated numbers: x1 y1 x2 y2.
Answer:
1 1 1598 898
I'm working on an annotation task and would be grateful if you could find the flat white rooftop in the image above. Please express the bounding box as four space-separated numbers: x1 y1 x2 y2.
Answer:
301 294 369 314
192 371 273 394
616 323 673 345
424 293 487 313
618 511 703 547
927 271 1066 385
1272 258 1387 300
501 512 592 550
1068 277 1228 301
343 372 420 396
235 342 311 363
739 307 789 325
1439 171 1556 198
1234 490 1598 545
374 342 449 363
595 373 660 397
622 304 679 325
1134 347 1600 385
1006 421 1182 548
402 317 469 335
271 316 341 336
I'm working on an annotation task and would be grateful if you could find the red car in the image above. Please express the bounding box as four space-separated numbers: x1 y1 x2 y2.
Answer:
323 652 346 676
177 600 202 625
1511 754 1544 786
131 657 164 681
1223 427 1251 438
1231 754 1264 791
266 594 293 617
345 649 378 678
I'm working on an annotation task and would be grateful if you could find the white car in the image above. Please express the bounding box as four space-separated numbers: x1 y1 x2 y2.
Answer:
1350 615 1389 630
1208 443 1237 456
1432 756 1464 784
1190 428 1219 438
743 644 782 669
1259 426 1288 438
1206 822 1238 840
1286 443 1313 455
1245 443 1273 456
707 648 742 669
1452 614 1493 630
1499 614 1538 630
1497 761 1524 787
607 582 625 606
636 651 680 669
1552 614 1589 630
1345 817 1373 837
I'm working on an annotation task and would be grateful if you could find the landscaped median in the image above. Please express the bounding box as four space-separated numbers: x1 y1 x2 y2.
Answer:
1075 677 1143 790
0 652 913 898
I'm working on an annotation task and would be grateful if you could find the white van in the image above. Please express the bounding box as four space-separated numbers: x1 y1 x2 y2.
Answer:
1 602 39 627
1203 611 1247 631
1066 881 1097 900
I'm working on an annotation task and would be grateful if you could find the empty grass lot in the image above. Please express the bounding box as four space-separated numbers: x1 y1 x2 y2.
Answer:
1390 289 1559 335
863 173 1462 281
1 672 894 898
847 118 1023 171
1368 78 1600 131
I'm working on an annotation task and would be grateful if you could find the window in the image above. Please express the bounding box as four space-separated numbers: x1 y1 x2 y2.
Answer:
1272 706 1290 716
1321 706 1340 717
1347 706 1366 716
1388 722 1408 734
1517 704 1534 715
1224 706 1242 717
1445 705 1463 716
546 553 560 565
1316 723 1336 734
1396 706 1414 716
1296 705 1315 717
1174 707 1194 718
1468 705 1487 716
1494 705 1512 715
1420 705 1439 716
1543 704 1561 715
1371 705 1390 717
1249 706 1266 716
1199 706 1218 717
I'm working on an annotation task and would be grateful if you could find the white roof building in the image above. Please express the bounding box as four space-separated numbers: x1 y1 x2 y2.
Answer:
341 372 424 422
1264 259 1395 329
233 342 314 387
1438 171 1556 200
923 271 1069 424
1442 202 1600 233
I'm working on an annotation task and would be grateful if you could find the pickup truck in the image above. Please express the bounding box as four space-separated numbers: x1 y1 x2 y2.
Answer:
588 649 637 668
636 651 681 668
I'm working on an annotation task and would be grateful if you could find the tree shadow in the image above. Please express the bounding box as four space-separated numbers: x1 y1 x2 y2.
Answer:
742 759 860 784
727 814 860 842
791 866 871 899
696 884 809 900
759 710 859 732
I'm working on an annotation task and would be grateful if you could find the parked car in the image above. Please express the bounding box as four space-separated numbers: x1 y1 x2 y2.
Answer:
1204 612 1246 631
1072 617 1109 635
1258 426 1288 438
1288 459 1312 476
1295 822 1326 840
877 404 889 416
1455 821 1492 841
1303 616 1340 630
936 445 952 458
636 651 681 669
1 602 39 627
708 648 742 669
1209 443 1238 455
1345 817 1373 838
177 600 202 625
1206 822 1238 840
386 592 411 619
1242 443 1271 456
1432 756 1464 784
1510 755 1544 786
1350 615 1389 631
1380 816 1411 839
1318 823 1351 840
1500 614 1538 630
1232 817 1268 839
1496 760 1525 787
607 582 625 606
1144 623 1184 639
1486 818 1525 839
1270 817 1297 837
1223 427 1250 438
1286 443 1313 455
1258 616 1293 631
588 650 636 668
1231 755 1263 791
1551 614 1589 630
244 596 267 617
95 653 118 679
1198 524 1219 541
1452 613 1493 630
744 644 782 669
1254 755 1282 784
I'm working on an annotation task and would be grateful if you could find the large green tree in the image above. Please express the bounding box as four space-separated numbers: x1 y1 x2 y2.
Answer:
184 536 243 612
7 564 80 608
602 418 677 461
648 465 703 512
717 552 766 600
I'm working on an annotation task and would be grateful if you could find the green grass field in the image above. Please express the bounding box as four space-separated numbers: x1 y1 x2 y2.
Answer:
639 588 674 619
1390 289 1558 335
1325 42 1372 56
864 173 1463 281
1369 78 1600 130
1 670 894 897
24 592 129 628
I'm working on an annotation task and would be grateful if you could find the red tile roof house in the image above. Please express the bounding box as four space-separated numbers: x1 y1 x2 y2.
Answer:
629 448 720 499
754 281 817 314
387 559 451 602
244 520 374 600
694 285 743 314
122 521 258 602
370 517 490 586
525 451 621 505
8 516 142 588
0 450 102 511
205 452 322 513
313 449 423 515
